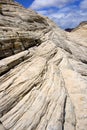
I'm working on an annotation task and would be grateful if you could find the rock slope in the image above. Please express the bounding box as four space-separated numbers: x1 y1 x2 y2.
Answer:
0 1 87 130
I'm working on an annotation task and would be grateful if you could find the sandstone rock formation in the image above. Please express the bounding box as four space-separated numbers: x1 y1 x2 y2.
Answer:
0 1 87 130
65 21 87 33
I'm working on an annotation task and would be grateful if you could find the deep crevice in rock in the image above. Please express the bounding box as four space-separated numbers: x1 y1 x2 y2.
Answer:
62 96 67 130
81 59 87 64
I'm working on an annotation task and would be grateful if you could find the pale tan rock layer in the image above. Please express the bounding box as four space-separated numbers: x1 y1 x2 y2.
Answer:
0 0 87 130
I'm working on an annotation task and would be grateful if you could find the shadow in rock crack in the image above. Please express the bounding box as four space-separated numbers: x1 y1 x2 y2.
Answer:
0 121 6 130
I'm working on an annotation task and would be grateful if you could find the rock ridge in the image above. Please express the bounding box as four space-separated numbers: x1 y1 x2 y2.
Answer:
0 1 87 130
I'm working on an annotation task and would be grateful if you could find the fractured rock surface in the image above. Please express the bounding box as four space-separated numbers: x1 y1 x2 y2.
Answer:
0 1 87 130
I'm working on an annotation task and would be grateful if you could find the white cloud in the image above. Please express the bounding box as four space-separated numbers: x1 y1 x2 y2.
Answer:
30 0 76 9
37 6 87 29
80 0 87 9
29 0 87 29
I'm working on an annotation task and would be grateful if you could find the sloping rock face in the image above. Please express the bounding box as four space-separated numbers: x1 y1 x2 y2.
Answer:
72 21 87 32
67 21 87 47
0 1 87 130
65 21 87 34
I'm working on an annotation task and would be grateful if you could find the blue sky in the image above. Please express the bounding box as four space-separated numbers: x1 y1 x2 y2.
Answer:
15 0 34 8
15 0 87 29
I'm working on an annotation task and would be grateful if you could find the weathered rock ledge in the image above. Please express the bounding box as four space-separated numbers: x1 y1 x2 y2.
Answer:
0 1 87 130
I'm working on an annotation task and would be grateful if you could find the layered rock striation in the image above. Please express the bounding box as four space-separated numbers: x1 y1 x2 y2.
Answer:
0 1 87 130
